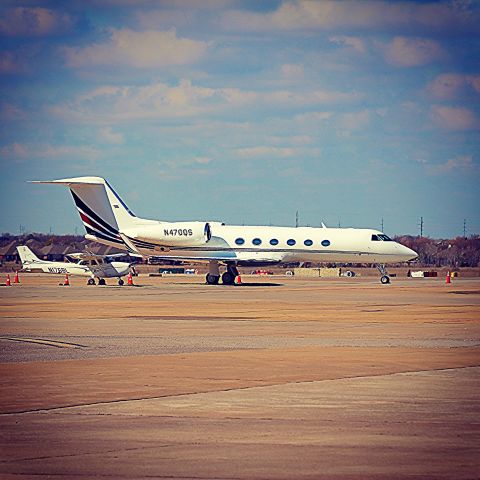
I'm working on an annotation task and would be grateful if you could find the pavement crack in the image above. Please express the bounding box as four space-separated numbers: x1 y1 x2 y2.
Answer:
2 365 478 416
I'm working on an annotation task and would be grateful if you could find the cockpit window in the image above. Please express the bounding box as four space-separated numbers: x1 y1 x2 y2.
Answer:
372 234 393 242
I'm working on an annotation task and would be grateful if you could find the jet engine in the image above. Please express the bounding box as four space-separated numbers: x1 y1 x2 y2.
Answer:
125 221 211 246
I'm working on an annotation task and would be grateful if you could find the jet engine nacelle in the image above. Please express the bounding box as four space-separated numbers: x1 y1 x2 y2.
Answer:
126 221 211 246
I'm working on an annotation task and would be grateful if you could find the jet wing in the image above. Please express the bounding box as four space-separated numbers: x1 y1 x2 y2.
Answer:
147 255 282 267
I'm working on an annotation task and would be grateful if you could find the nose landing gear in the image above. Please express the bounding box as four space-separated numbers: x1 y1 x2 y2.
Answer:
376 264 390 284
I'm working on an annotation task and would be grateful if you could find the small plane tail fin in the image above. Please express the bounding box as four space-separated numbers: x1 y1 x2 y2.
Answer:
17 246 40 266
30 177 142 250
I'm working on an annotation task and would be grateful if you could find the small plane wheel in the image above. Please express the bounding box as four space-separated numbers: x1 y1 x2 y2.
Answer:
118 278 124 286
206 274 220 285
380 275 390 284
87 278 95 285
221 271 235 285
98 278 106 286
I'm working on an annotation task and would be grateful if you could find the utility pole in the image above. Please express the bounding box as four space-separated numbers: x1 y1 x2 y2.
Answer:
295 210 299 228
418 216 424 237
463 219 467 239
381 217 384 232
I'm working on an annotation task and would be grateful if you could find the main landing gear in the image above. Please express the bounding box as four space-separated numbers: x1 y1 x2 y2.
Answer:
88 277 121 286
376 264 390 284
206 261 239 285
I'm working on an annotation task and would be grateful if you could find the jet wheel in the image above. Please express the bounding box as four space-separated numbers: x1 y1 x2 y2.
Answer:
87 278 95 285
118 278 124 286
98 278 106 286
222 271 235 285
380 275 390 284
206 274 220 285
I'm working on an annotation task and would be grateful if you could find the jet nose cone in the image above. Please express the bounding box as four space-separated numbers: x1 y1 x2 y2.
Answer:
403 246 418 261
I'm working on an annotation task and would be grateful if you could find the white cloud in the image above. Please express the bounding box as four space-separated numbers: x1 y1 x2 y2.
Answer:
193 156 212 165
0 103 26 120
0 7 73 36
428 73 480 100
329 36 366 53
430 105 479 131
51 80 360 123
99 127 124 145
163 155 213 169
39 145 101 160
0 51 26 74
295 111 332 122
1 142 29 159
281 63 305 80
0 143 101 161
427 155 478 175
235 146 296 158
339 110 370 130
383 37 445 67
221 1 479 32
63 28 208 68
268 135 313 146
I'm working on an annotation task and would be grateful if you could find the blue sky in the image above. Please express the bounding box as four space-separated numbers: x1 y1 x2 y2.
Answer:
1 0 479 238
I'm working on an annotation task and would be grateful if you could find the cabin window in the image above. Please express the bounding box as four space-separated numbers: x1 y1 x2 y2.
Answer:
378 234 392 241
270 239 279 246
252 238 262 245
321 239 331 247
304 239 313 246
235 238 245 245
287 239 296 246
371 235 380 241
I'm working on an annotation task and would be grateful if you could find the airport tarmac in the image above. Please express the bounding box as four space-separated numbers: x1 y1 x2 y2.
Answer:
0 273 479 479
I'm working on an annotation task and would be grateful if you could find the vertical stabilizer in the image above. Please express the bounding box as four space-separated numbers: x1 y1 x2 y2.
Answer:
30 177 127 249
17 246 40 266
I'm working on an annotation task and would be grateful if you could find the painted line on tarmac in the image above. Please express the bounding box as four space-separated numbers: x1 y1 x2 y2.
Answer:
0 337 87 349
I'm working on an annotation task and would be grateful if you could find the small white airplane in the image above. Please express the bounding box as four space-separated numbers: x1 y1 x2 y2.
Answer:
17 245 132 285
32 176 417 284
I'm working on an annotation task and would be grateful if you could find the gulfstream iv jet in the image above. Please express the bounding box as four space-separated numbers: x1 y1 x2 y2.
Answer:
32 177 417 284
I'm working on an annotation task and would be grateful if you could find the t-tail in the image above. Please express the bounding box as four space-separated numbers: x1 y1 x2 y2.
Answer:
30 177 150 252
32 176 212 257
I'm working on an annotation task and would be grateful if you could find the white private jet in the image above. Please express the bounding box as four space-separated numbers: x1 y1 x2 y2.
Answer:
32 176 417 285
17 245 132 285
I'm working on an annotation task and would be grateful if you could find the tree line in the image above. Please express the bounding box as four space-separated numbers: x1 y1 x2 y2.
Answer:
2 233 480 268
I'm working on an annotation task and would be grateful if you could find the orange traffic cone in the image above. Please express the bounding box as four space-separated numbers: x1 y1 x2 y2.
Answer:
64 273 70 286
235 275 242 285
127 272 133 286
14 271 20 284
445 271 451 284
6 274 11 286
